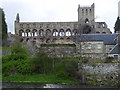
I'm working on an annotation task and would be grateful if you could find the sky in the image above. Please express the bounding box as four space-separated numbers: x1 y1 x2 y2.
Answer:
0 0 120 33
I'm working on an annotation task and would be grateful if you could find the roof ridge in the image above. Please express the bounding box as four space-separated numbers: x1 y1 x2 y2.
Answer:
108 44 118 54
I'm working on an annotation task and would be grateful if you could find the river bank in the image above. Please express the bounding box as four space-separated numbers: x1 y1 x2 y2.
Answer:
2 82 119 89
2 74 79 84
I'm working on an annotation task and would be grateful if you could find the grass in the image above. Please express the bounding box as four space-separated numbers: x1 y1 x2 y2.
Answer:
2 74 79 84
86 74 101 77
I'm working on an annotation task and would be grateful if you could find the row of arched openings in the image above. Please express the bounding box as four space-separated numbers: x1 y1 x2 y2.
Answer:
20 37 75 44
19 29 77 37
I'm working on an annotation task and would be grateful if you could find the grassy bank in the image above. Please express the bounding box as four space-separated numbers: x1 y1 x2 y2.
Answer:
3 74 79 84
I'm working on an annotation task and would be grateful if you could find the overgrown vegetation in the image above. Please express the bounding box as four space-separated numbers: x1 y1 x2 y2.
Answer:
3 74 79 84
41 44 76 47
2 9 8 46
104 57 114 63
2 44 83 84
114 16 120 33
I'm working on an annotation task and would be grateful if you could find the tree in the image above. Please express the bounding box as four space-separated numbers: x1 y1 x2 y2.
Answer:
114 16 120 33
2 9 8 46
32 51 53 74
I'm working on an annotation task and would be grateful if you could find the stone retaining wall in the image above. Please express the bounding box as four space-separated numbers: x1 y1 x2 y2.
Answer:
78 63 120 83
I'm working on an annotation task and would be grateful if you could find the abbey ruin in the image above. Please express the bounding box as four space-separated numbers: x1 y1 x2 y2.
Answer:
14 3 111 44
12 3 120 60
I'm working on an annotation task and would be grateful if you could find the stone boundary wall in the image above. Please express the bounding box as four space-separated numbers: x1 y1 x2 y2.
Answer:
78 63 120 83
80 63 120 75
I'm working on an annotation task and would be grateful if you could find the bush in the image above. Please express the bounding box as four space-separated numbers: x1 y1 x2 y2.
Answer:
3 58 33 76
105 57 114 63
55 59 78 78
2 43 33 76
32 51 53 74
16 58 33 74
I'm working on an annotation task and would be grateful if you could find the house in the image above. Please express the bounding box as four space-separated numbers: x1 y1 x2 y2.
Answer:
108 34 120 60
76 34 119 59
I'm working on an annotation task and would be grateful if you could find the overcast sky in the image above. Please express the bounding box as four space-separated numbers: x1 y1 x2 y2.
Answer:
0 0 119 33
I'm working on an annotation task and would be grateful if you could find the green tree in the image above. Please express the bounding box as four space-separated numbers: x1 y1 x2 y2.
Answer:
2 43 32 76
2 9 8 46
114 16 120 33
32 51 53 74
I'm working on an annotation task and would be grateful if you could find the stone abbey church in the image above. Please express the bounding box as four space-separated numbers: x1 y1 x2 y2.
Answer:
13 3 120 60
15 3 111 44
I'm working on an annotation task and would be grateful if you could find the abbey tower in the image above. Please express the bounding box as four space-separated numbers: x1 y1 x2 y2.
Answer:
78 3 94 23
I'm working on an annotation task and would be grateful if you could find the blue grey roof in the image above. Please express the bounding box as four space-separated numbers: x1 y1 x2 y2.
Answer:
77 34 119 45
109 44 120 54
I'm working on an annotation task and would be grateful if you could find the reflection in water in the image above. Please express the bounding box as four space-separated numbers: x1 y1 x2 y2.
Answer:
2 82 116 89
2 82 84 88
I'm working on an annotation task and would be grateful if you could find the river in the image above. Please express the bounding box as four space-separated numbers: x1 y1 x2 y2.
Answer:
2 82 119 89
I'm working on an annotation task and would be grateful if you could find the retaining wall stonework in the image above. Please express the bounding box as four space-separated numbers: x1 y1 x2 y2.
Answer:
78 63 120 83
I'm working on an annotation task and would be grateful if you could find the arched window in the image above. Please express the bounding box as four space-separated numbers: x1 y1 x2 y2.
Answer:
46 29 51 36
66 29 71 36
90 9 92 13
46 38 51 43
60 37 64 40
32 29 37 36
19 29 24 36
82 9 84 15
102 32 106 34
66 37 70 41
26 29 31 37
26 38 29 42
86 9 88 15
53 38 57 43
20 38 24 42
40 38 44 42
53 29 58 36
73 29 77 36
59 29 65 36
96 32 100 34
102 23 105 28
39 29 44 36
85 18 89 23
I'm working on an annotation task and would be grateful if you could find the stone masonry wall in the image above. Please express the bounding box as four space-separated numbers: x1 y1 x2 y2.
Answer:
78 63 120 84
40 46 77 57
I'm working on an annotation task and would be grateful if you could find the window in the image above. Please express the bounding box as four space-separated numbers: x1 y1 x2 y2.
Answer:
96 32 100 33
33 23 36 28
102 32 106 34
90 9 92 13
109 47 112 50
86 9 88 15
114 55 118 59
82 9 84 15
46 24 49 28
20 24 23 28
27 24 29 28
40 24 43 28
87 44 92 49
97 44 102 49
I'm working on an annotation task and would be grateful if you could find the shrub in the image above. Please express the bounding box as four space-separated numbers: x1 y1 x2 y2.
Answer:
32 51 53 74
16 58 33 74
3 58 33 76
2 43 32 76
55 59 78 78
105 57 114 63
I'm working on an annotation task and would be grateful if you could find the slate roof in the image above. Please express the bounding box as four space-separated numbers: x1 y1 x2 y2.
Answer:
77 34 119 45
109 44 120 54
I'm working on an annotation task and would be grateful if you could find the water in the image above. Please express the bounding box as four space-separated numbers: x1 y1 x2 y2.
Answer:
2 82 118 89
2 82 87 88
